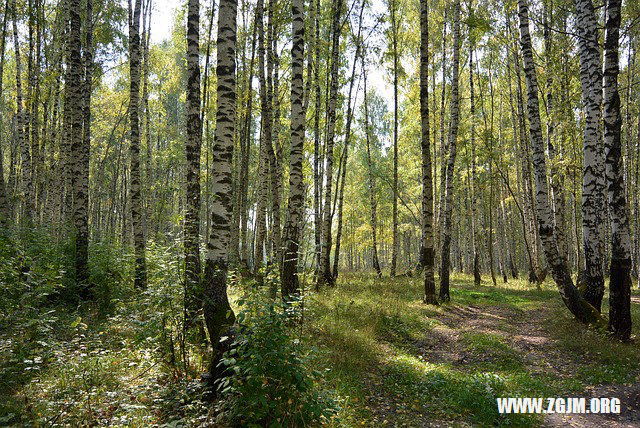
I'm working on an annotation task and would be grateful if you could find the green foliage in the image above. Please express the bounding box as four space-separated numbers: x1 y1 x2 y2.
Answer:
88 241 134 312
0 226 133 423
216 286 339 427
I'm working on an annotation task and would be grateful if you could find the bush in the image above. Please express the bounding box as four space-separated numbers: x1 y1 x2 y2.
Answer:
216 286 338 427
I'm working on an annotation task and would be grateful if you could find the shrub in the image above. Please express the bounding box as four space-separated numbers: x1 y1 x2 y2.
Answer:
216 286 338 427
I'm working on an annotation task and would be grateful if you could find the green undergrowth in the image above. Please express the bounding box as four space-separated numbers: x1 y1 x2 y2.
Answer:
2 229 640 427
0 228 211 426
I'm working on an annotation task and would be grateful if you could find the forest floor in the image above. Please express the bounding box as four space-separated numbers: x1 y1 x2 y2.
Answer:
305 273 640 427
2 269 640 427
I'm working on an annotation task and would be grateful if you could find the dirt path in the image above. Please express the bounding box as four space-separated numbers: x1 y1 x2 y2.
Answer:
437 303 640 426
417 302 569 376
367 296 640 427
543 384 640 427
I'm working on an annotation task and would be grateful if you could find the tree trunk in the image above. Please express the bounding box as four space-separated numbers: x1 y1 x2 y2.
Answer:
254 0 270 273
129 0 147 289
420 0 437 304
0 0 10 224
61 0 88 287
239 12 256 270
575 0 605 311
435 13 447 273
603 0 631 340
266 0 281 269
61 0 72 223
74 0 92 296
203 0 237 384
518 0 604 326
469 27 481 286
201 0 215 259
281 0 305 298
317 0 343 288
12 0 34 222
390 0 399 277
439 0 461 302
27 0 41 220
312 0 322 277
506 11 539 282
543 1 567 264
486 56 497 286
141 0 152 238
333 0 365 281
364 69 382 278
184 0 203 324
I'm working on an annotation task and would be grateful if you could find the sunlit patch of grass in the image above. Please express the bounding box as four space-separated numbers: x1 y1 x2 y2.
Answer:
548 303 640 386
303 271 640 426
461 331 524 371
379 351 537 427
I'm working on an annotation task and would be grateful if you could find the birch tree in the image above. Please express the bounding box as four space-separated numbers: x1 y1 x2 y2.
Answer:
66 0 89 288
575 0 605 311
254 0 270 272
0 0 9 224
333 0 365 281
203 0 237 382
518 0 604 325
128 0 147 289
184 0 202 324
439 0 461 302
281 0 305 297
389 0 399 277
421 0 437 304
468 11 480 286
312 0 322 275
12 0 34 222
317 0 343 288
603 0 631 340
363 68 382 278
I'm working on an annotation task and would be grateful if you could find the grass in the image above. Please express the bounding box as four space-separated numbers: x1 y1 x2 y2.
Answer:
302 272 640 426
2 265 640 427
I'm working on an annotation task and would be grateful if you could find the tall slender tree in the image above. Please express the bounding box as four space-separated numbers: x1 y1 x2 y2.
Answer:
421 0 437 304
238 11 257 270
254 0 270 272
333 0 365 280
67 0 89 288
0 0 10 224
389 0 399 277
603 0 631 340
184 0 203 324
363 67 382 278
468 4 481 286
281 0 305 297
312 0 322 275
12 0 34 222
435 11 447 272
203 0 237 382
543 0 567 263
575 0 605 311
317 0 343 288
267 0 282 269
128 0 147 289
518 0 603 325
439 0 461 302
